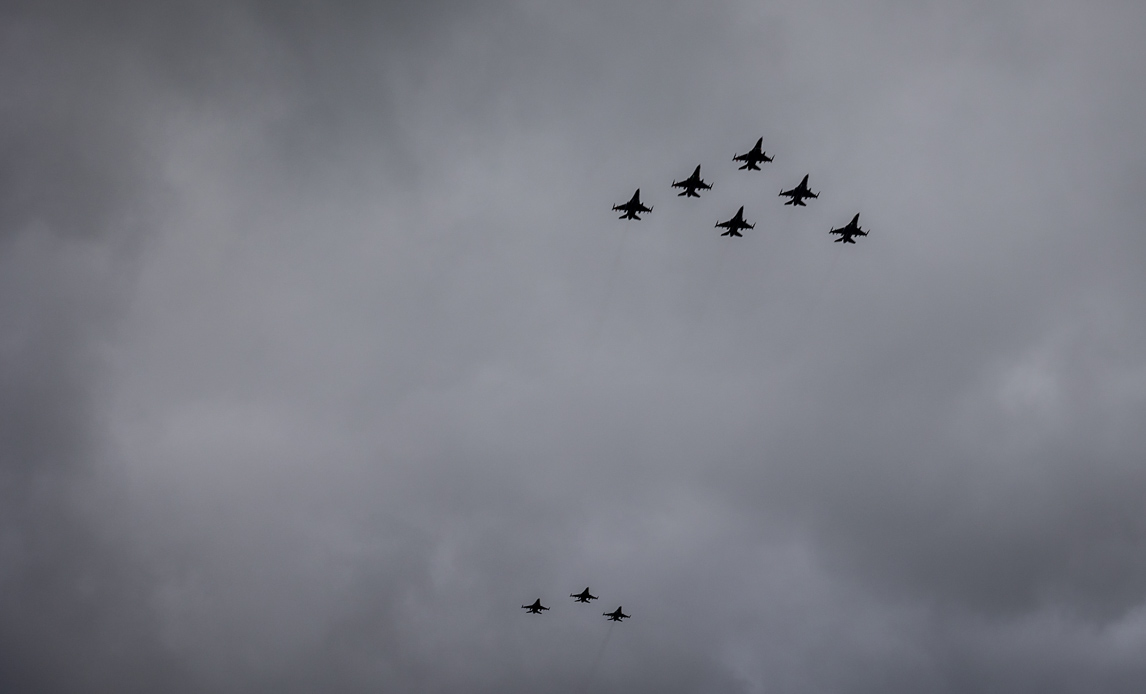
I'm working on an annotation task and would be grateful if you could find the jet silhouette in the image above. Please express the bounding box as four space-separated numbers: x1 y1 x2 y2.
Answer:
671 165 713 197
829 213 868 243
522 599 549 614
715 206 754 237
603 606 630 621
779 175 818 206
733 137 773 170
612 189 653 220
571 587 598 603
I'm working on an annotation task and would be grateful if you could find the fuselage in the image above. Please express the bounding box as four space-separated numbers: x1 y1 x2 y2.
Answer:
613 189 650 219
734 139 771 170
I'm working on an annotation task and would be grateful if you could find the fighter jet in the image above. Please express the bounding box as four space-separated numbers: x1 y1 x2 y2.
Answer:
613 189 653 220
733 138 773 170
522 599 549 614
829 213 868 243
571 587 598 603
603 606 630 622
779 175 818 206
671 165 713 197
715 206 754 237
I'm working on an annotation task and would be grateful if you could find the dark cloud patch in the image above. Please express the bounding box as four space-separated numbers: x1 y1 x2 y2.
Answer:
0 3 196 690
0 14 160 242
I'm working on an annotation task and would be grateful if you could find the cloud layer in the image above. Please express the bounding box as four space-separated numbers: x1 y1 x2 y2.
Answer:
3 1 1146 692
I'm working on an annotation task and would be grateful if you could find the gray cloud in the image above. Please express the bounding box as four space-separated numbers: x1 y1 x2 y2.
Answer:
3 0 1146 692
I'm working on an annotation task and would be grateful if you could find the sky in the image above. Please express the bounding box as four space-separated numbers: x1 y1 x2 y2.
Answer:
2 1 1146 692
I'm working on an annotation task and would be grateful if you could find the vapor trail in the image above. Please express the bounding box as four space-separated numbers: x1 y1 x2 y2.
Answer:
577 622 615 694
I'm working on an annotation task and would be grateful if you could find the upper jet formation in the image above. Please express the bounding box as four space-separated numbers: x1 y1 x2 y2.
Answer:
830 213 868 243
603 606 630 622
571 587 598 603
715 206 754 237
671 165 712 198
522 599 549 614
613 189 653 220
733 138 773 170
779 175 818 206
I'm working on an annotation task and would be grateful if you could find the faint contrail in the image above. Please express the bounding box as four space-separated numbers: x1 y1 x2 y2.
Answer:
577 623 615 694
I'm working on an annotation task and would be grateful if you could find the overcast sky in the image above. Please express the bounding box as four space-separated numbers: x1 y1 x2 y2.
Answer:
3 1 1146 692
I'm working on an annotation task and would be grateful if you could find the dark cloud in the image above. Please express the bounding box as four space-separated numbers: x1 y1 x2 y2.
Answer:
0 5 175 691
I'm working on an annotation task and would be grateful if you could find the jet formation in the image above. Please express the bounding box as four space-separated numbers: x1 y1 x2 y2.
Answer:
603 606 630 622
522 587 629 622
571 587 598 603
524 142 872 634
830 213 868 244
779 174 819 207
671 165 712 198
732 137 773 170
612 189 653 220
715 206 753 238
612 137 869 242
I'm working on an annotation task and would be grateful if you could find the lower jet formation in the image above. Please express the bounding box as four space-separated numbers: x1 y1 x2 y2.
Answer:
613 189 653 220
779 175 818 206
571 587 598 603
829 213 868 243
733 137 773 170
522 599 549 614
603 606 630 622
671 165 712 197
715 206 753 237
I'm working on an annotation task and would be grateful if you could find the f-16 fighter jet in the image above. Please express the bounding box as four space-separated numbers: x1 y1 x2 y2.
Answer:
522 599 549 614
829 213 868 243
715 206 754 237
671 165 713 197
603 606 630 622
571 587 598 603
733 137 773 170
613 189 653 219
779 175 818 206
